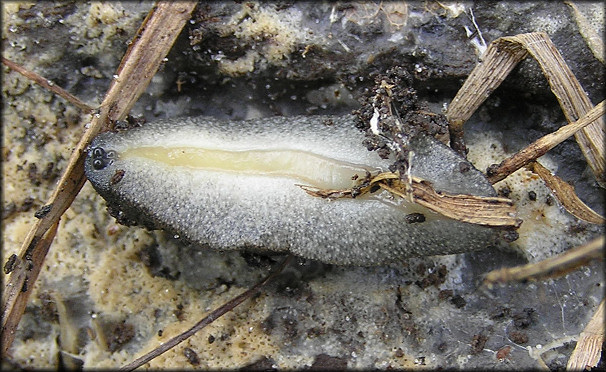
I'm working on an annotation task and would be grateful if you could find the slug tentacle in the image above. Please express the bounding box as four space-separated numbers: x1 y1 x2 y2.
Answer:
85 115 499 266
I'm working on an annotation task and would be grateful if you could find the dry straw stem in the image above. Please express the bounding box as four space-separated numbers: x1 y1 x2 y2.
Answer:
483 235 603 285
446 32 605 187
527 161 605 225
1 56 94 112
300 172 521 228
1 1 198 355
487 100 604 184
567 299 605 371
1 222 58 355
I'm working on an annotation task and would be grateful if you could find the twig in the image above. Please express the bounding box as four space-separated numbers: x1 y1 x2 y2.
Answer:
1 1 198 355
487 101 605 184
483 236 603 285
1 56 94 113
119 255 294 371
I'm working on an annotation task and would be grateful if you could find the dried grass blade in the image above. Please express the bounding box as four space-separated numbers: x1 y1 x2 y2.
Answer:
487 100 605 184
445 36 528 154
446 37 528 123
483 236 603 285
502 33 605 186
567 298 605 371
446 32 605 186
1 1 198 355
528 161 605 224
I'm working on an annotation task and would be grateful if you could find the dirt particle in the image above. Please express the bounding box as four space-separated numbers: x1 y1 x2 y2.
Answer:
508 330 529 344
19 196 36 213
501 229 519 243
496 345 512 360
450 295 466 309
513 308 535 329
110 169 125 185
183 347 200 366
4 254 18 274
459 161 471 173
34 204 52 219
174 303 185 321
486 163 499 177
438 289 453 301
497 186 511 198
106 321 135 352
405 212 426 224
416 264 448 288
310 353 348 370
470 333 488 354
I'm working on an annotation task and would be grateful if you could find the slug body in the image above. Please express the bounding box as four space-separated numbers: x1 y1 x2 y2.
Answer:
85 115 498 265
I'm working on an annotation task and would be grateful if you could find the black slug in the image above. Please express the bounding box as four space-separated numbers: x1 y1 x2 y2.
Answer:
85 115 499 265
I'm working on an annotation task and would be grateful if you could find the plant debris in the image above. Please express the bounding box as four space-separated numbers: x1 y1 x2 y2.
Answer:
299 171 521 228
352 66 450 177
446 32 605 187
483 236 603 285
527 161 605 224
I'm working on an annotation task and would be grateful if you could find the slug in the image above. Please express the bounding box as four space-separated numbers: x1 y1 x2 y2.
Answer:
85 115 499 265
